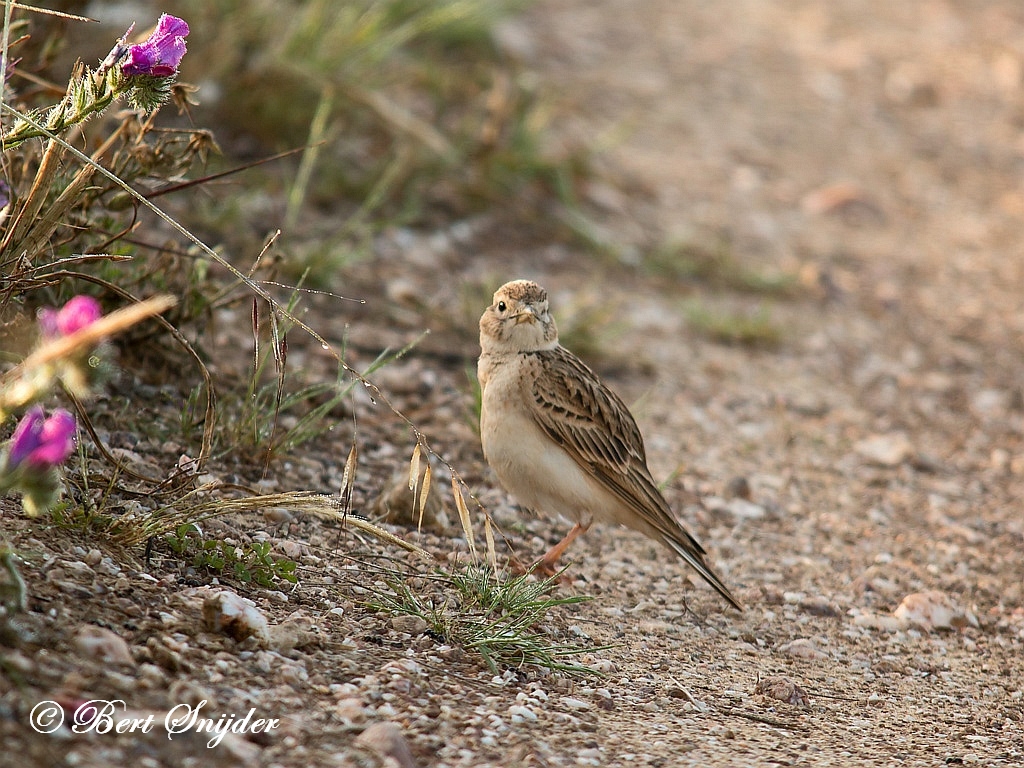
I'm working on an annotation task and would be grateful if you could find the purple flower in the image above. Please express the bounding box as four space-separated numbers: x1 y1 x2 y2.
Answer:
6 407 77 470
38 295 102 338
121 14 189 77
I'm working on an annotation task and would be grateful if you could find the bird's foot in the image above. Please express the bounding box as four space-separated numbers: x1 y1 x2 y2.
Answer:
508 553 568 582
529 553 570 581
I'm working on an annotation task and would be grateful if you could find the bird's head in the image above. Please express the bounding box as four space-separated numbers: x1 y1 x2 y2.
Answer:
479 279 559 354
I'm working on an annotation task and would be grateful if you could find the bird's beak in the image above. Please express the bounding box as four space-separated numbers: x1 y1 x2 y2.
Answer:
514 308 538 325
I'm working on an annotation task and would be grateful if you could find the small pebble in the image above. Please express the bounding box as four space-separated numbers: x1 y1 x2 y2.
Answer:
755 675 811 708
390 615 429 635
893 590 979 631
355 722 418 768
508 704 538 722
854 433 913 467
201 590 271 643
777 638 829 660
72 625 135 666
561 697 591 710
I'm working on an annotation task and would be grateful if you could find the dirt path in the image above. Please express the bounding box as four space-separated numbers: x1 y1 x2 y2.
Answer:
473 1 1024 764
3 2 1024 766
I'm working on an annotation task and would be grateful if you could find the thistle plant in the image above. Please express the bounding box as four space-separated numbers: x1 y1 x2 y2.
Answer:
1 14 189 150
0 12 193 519
0 11 209 287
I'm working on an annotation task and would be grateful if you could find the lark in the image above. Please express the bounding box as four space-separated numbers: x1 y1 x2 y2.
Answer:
478 279 742 610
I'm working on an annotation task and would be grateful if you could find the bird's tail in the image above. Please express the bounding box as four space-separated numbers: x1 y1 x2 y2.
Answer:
662 535 743 611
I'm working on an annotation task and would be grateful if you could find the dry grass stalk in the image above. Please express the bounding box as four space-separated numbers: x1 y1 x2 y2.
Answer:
483 513 498 576
339 444 358 516
416 463 432 533
113 490 431 558
452 478 478 562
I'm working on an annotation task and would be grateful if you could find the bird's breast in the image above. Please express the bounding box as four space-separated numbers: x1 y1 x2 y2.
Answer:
480 367 621 525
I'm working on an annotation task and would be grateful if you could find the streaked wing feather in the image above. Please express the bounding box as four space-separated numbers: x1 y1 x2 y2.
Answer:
526 347 704 552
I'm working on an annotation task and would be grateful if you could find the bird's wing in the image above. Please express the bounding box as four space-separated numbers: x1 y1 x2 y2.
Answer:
525 347 742 610
525 347 692 540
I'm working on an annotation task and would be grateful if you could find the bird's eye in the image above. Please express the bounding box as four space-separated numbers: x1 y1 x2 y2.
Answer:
496 301 507 313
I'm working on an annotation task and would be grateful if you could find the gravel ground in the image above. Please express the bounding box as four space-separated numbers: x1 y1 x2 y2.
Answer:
3 2 1024 766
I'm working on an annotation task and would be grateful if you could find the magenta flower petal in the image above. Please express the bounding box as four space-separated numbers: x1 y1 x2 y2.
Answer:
38 295 102 338
37 307 60 338
122 46 159 77
56 295 102 336
5 407 76 470
121 14 189 77
7 406 45 468
31 410 77 467
153 14 189 40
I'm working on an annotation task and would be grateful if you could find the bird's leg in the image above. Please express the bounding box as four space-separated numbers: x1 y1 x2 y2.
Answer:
531 521 592 577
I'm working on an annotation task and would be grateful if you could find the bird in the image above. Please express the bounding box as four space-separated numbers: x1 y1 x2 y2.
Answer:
477 279 742 610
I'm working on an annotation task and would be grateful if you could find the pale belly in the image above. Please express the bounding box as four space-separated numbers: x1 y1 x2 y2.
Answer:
480 396 628 528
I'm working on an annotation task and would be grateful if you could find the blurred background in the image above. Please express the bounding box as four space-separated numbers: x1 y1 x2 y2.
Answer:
4 2 1024 764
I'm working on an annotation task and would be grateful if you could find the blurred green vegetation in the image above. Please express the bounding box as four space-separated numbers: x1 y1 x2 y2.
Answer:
0 1 584 293
166 0 580 262
642 234 798 297
1 0 585 458
683 300 783 348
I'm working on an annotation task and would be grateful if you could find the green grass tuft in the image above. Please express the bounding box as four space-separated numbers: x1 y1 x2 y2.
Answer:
368 565 607 675
644 236 798 297
684 300 783 348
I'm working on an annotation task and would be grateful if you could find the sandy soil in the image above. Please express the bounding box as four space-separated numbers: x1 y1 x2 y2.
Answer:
3 2 1024 766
